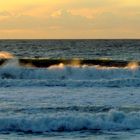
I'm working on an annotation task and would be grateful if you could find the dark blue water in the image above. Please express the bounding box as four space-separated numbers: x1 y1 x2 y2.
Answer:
0 39 140 60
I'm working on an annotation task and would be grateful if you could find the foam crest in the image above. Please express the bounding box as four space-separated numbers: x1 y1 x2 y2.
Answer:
0 63 140 80
0 110 140 133
0 51 14 59
126 62 139 70
1 62 140 87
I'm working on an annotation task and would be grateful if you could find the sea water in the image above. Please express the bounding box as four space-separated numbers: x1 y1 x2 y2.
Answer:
0 39 140 140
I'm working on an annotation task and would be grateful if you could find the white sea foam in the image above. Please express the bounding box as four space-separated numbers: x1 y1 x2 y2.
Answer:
0 61 140 87
0 110 140 133
0 62 139 79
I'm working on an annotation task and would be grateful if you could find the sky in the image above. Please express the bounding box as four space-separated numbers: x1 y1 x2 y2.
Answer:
0 0 140 39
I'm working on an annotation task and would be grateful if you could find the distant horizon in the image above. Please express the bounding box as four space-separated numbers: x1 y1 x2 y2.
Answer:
0 37 139 40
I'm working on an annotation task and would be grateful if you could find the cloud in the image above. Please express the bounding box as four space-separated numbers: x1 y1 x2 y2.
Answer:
0 0 139 38
0 11 11 16
68 8 105 19
51 10 62 18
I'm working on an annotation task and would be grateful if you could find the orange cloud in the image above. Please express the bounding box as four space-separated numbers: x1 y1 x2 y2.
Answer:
68 8 105 19
0 0 139 39
51 10 62 18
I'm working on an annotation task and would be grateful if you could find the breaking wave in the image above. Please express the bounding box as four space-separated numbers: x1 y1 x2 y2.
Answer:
0 110 140 133
0 60 140 87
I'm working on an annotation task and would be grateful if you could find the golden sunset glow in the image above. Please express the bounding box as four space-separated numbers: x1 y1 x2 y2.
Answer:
0 0 140 39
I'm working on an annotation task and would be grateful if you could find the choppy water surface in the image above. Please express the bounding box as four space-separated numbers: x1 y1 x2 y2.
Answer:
0 39 140 140
0 39 140 60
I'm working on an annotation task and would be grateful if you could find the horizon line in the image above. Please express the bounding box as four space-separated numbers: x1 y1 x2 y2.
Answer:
0 38 139 40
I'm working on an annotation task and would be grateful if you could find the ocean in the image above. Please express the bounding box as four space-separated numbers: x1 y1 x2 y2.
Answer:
0 39 140 140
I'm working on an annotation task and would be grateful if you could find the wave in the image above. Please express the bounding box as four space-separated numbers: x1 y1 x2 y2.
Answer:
0 60 140 87
0 106 112 114
0 110 140 133
2 106 140 114
1 78 140 88
0 60 140 80
0 57 140 68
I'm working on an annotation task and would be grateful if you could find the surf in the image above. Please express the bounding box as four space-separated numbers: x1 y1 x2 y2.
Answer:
0 110 140 133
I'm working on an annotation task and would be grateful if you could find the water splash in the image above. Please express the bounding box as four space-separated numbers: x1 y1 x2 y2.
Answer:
48 63 65 69
0 51 14 59
69 58 81 67
126 62 139 70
